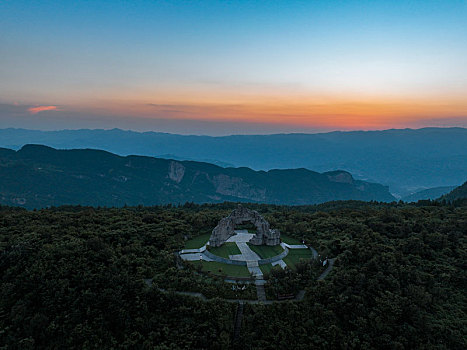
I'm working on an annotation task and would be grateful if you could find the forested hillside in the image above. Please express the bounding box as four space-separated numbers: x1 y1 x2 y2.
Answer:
441 181 467 203
1 201 465 349
402 186 456 202
0 145 394 209
1 127 466 195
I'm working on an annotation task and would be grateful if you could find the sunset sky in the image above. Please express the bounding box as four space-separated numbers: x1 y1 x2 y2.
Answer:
1 0 466 135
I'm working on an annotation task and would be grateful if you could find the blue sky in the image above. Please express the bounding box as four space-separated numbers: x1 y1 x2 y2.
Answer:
0 0 466 134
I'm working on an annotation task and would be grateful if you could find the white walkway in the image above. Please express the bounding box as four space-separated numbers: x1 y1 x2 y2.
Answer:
179 230 318 280
179 245 207 254
247 261 263 278
226 230 263 278
226 230 254 243
272 259 287 268
281 242 308 249
230 242 261 261
179 252 214 262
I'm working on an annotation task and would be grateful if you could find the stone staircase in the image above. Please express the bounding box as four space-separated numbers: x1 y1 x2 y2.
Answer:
246 260 258 268
246 260 263 279
232 302 244 347
256 284 267 302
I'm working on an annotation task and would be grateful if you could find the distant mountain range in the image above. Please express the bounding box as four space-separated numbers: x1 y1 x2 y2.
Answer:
0 127 465 197
0 145 395 209
401 186 457 202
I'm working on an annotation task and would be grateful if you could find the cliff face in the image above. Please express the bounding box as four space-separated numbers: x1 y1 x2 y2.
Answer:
324 171 354 184
0 145 395 208
168 161 185 183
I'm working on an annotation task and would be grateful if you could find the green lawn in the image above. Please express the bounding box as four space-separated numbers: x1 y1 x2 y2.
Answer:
208 242 241 258
260 263 273 275
280 234 302 245
190 260 251 278
184 233 210 249
247 243 284 259
283 248 313 269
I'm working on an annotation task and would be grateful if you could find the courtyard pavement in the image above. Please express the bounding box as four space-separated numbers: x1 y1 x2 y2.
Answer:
280 242 308 249
271 259 287 268
227 230 263 277
179 245 207 254
179 230 319 280
175 231 334 303
226 230 254 243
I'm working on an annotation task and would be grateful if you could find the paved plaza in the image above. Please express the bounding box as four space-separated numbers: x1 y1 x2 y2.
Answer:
179 229 315 280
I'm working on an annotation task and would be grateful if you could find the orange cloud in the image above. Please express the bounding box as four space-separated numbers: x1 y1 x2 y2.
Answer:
28 105 58 114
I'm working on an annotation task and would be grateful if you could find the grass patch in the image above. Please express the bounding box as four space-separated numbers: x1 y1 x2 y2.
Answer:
190 260 251 278
283 248 313 270
247 243 284 259
208 242 241 258
280 234 302 245
260 263 273 275
184 233 210 249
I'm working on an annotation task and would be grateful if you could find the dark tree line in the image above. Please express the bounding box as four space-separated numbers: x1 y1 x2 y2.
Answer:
1 201 466 349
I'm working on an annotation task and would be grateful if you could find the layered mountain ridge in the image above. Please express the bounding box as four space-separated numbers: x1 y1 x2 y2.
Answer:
0 127 466 196
0 145 395 208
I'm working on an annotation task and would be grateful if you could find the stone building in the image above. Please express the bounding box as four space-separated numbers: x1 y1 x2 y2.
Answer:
209 205 280 247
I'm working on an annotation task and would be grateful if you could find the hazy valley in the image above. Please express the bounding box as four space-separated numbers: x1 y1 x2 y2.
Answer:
1 127 465 198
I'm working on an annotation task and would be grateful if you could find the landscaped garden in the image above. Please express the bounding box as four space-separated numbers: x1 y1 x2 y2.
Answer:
283 248 314 269
280 234 302 245
189 260 251 278
247 243 284 259
207 242 241 258
259 263 274 275
182 231 316 279
184 233 210 248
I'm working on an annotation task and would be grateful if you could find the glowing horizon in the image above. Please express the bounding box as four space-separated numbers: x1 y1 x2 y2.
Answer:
1 1 466 134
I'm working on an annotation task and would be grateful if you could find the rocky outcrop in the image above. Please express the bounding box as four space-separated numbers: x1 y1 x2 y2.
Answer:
209 205 280 247
325 170 354 184
168 161 185 183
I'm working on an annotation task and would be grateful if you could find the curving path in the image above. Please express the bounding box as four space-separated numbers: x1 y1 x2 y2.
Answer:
317 258 335 280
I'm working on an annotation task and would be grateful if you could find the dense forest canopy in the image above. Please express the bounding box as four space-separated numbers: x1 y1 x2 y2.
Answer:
441 181 467 203
0 201 466 349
